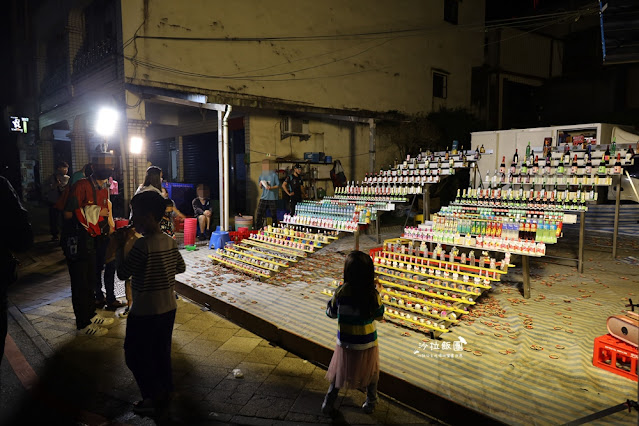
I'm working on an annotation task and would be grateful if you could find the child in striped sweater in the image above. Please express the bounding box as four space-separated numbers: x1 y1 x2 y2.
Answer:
116 191 186 420
322 250 385 416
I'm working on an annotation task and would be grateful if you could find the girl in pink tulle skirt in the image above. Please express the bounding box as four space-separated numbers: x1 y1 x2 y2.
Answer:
322 250 385 416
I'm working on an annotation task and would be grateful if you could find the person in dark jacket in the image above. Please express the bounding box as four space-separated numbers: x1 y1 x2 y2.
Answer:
0 175 33 365
192 184 212 240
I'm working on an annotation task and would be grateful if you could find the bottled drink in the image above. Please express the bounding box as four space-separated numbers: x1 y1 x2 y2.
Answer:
532 155 539 174
525 141 531 159
513 149 519 164
544 155 551 175
604 145 610 162
510 152 517 174
585 154 592 175
626 145 635 161
499 156 506 174
480 144 485 154
611 138 617 157
557 156 565 175
598 152 607 175
614 153 622 174
521 159 528 175
571 154 578 175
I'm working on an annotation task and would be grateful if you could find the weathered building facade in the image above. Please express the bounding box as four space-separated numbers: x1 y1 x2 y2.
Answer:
34 0 485 221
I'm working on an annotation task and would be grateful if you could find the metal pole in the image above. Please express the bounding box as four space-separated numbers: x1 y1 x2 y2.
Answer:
522 255 530 299
223 105 232 231
423 185 430 221
578 210 585 273
376 212 381 244
612 174 621 258
369 119 376 174
218 111 224 231
354 228 360 251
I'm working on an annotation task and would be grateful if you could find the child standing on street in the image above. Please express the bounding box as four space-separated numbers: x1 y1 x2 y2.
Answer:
322 250 385 416
116 191 186 420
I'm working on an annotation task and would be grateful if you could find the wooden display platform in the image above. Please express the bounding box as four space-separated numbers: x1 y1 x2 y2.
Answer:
176 231 636 425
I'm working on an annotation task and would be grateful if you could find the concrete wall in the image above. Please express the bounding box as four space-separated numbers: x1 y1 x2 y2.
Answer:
245 113 369 214
120 0 485 116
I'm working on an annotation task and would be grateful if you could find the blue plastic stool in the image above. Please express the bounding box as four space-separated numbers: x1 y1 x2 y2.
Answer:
209 231 230 249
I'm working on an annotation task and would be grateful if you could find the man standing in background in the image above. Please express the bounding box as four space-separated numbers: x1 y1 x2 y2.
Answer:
282 163 306 216
45 161 70 241
255 159 280 229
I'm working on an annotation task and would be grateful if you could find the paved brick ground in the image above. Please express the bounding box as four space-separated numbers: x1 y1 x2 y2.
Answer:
1 234 439 425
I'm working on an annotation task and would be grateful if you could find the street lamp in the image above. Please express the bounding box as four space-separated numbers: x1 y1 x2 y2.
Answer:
130 136 143 155
95 107 118 152
130 136 144 192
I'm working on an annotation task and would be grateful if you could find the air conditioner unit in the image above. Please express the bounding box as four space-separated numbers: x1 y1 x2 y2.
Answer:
281 117 310 139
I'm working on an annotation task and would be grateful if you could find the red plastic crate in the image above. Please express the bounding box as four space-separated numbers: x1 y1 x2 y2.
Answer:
592 334 638 382
228 231 243 243
369 247 383 259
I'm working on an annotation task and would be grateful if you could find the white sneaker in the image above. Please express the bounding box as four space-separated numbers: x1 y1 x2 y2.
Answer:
78 324 108 336
116 306 130 319
90 314 114 326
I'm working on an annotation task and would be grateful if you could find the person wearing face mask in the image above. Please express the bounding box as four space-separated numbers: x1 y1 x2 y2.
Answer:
61 166 116 336
192 184 212 240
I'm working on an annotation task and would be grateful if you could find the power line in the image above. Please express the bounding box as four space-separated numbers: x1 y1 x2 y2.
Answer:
120 6 598 83
128 7 596 44
123 36 394 81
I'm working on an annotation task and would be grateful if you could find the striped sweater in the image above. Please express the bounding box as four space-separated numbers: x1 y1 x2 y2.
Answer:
117 232 186 316
326 284 384 350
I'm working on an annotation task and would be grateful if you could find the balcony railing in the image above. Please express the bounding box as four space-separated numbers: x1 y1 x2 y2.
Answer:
72 38 117 76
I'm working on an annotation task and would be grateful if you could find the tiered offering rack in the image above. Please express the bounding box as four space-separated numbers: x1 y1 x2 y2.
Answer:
284 198 397 230
335 151 477 197
323 239 508 338
454 188 591 212
487 142 633 183
208 226 335 279
328 195 408 204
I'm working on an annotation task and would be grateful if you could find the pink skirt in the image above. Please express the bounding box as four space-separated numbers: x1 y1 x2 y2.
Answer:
325 344 380 389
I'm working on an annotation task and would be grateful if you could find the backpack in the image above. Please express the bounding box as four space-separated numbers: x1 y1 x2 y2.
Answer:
330 160 347 188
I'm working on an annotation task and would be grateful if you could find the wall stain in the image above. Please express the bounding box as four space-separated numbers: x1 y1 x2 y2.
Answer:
227 85 248 92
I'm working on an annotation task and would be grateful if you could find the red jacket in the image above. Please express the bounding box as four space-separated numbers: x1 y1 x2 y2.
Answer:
65 178 109 237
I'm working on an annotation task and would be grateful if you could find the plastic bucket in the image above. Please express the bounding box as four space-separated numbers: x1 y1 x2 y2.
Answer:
183 218 198 246
235 216 253 231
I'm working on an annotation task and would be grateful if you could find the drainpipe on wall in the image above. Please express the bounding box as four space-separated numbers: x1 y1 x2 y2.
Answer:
223 105 232 231
218 110 224 231
368 118 376 173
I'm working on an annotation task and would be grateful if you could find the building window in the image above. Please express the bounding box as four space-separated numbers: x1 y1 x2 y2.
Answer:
444 0 459 25
433 72 448 99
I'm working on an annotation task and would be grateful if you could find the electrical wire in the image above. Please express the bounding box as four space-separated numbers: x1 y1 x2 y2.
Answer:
118 6 599 83
129 8 597 43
